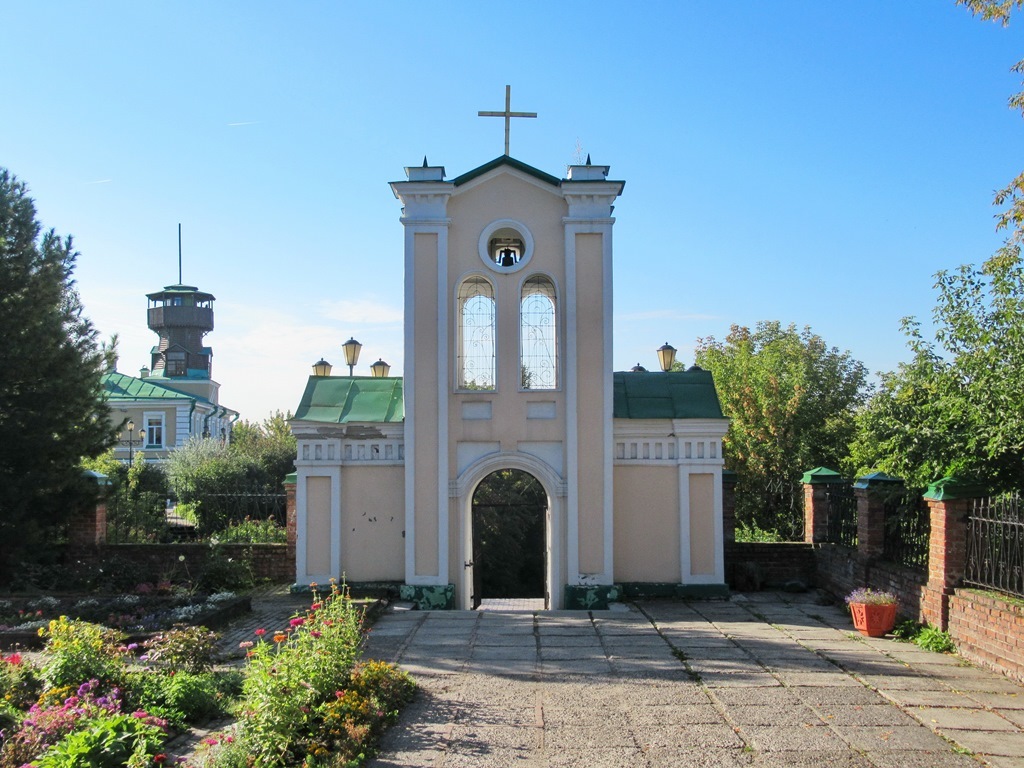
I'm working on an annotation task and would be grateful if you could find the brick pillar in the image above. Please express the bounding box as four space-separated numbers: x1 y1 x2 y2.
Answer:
69 470 110 547
801 467 843 543
854 471 902 560
921 477 981 630
284 473 297 582
721 470 737 543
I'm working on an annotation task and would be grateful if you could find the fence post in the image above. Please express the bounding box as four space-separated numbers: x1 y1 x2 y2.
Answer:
921 477 982 631
284 472 297 580
801 467 843 543
69 470 111 548
854 471 902 560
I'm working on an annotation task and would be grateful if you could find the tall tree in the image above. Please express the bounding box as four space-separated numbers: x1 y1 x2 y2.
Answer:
695 322 870 536
957 0 1024 241
229 410 297 489
851 248 1024 490
0 169 116 574
850 3 1024 491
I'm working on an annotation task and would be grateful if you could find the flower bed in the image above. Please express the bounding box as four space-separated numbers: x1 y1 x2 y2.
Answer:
0 593 250 650
0 582 414 767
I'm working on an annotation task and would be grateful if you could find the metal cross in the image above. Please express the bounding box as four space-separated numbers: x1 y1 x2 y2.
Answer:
478 85 537 156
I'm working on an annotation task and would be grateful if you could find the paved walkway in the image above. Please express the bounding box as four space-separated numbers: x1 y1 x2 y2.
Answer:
360 593 1024 768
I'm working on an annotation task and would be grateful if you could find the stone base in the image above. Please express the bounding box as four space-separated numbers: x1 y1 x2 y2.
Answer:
563 584 622 610
619 582 730 600
398 583 456 610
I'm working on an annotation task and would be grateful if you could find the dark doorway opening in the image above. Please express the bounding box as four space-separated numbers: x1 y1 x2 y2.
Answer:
471 469 546 609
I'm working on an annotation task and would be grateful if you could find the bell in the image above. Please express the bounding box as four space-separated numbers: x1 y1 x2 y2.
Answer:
499 247 517 267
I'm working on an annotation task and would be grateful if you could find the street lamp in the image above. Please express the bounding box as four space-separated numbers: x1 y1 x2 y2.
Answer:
124 420 144 462
342 337 362 376
657 343 677 372
370 358 391 378
312 358 333 377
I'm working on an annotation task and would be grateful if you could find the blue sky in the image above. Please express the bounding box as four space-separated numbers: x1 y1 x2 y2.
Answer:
3 2 1022 420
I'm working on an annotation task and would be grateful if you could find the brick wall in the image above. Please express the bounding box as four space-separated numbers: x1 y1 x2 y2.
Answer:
72 543 293 584
949 588 1024 685
725 542 817 590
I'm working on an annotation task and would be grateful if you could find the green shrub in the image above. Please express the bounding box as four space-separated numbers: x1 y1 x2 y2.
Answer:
1 652 42 711
143 625 220 674
34 711 166 768
734 522 784 543
218 517 287 544
915 625 956 653
234 581 365 764
891 620 957 653
125 670 228 728
37 617 127 690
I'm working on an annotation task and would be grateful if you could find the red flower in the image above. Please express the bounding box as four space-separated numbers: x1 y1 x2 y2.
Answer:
289 617 305 628
255 628 266 636
154 755 166 764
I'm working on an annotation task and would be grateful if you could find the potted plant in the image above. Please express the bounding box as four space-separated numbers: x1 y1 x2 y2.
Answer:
845 588 898 637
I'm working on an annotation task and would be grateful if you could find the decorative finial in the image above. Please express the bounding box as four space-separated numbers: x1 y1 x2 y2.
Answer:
586 154 592 166
422 156 428 168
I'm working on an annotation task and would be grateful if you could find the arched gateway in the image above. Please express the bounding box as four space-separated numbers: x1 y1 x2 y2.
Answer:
289 149 729 610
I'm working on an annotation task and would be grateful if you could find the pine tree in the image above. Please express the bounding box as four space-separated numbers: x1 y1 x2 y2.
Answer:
0 169 116 576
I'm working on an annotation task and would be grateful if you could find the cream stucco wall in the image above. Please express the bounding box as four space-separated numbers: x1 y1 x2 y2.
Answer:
305 476 333 576
688 473 716 577
340 465 404 581
445 173 569 458
613 465 681 582
412 232 440 577
574 232 608 576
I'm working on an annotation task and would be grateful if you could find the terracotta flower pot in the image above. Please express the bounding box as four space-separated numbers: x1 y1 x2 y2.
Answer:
849 602 897 637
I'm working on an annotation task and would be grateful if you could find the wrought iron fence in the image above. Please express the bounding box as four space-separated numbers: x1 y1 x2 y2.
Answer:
169 480 287 534
734 474 805 541
824 482 857 548
106 481 287 543
965 491 1024 599
106 486 173 544
882 487 930 570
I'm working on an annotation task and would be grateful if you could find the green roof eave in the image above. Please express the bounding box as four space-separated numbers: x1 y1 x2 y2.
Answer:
293 376 405 424
612 370 725 420
451 156 562 188
101 372 199 402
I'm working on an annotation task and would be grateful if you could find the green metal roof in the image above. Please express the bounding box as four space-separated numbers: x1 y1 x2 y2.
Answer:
451 156 562 188
613 369 725 420
146 283 215 300
293 376 405 424
102 371 199 402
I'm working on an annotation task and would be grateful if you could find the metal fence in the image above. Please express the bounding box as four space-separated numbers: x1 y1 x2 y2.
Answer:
106 487 174 544
824 482 858 548
106 482 287 544
734 474 805 541
882 487 930 570
965 491 1024 599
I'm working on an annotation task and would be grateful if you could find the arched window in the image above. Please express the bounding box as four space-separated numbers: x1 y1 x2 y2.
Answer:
457 276 496 390
520 275 557 389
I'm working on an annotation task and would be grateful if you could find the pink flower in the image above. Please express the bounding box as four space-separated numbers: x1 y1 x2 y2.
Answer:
289 617 305 628
239 641 253 649
254 628 266 636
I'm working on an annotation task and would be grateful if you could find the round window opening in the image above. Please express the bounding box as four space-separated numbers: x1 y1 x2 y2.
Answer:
478 220 534 273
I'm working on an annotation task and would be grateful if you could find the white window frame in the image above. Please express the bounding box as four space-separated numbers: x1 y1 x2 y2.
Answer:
143 411 165 449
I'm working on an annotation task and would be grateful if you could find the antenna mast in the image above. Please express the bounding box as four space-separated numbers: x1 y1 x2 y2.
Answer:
177 223 182 284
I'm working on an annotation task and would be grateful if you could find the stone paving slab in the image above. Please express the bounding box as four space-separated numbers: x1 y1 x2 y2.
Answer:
363 592 1024 767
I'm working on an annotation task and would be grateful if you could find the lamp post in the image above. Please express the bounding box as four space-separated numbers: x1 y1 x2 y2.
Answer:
125 420 144 462
657 343 677 372
370 358 391 378
342 337 362 376
312 358 333 377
